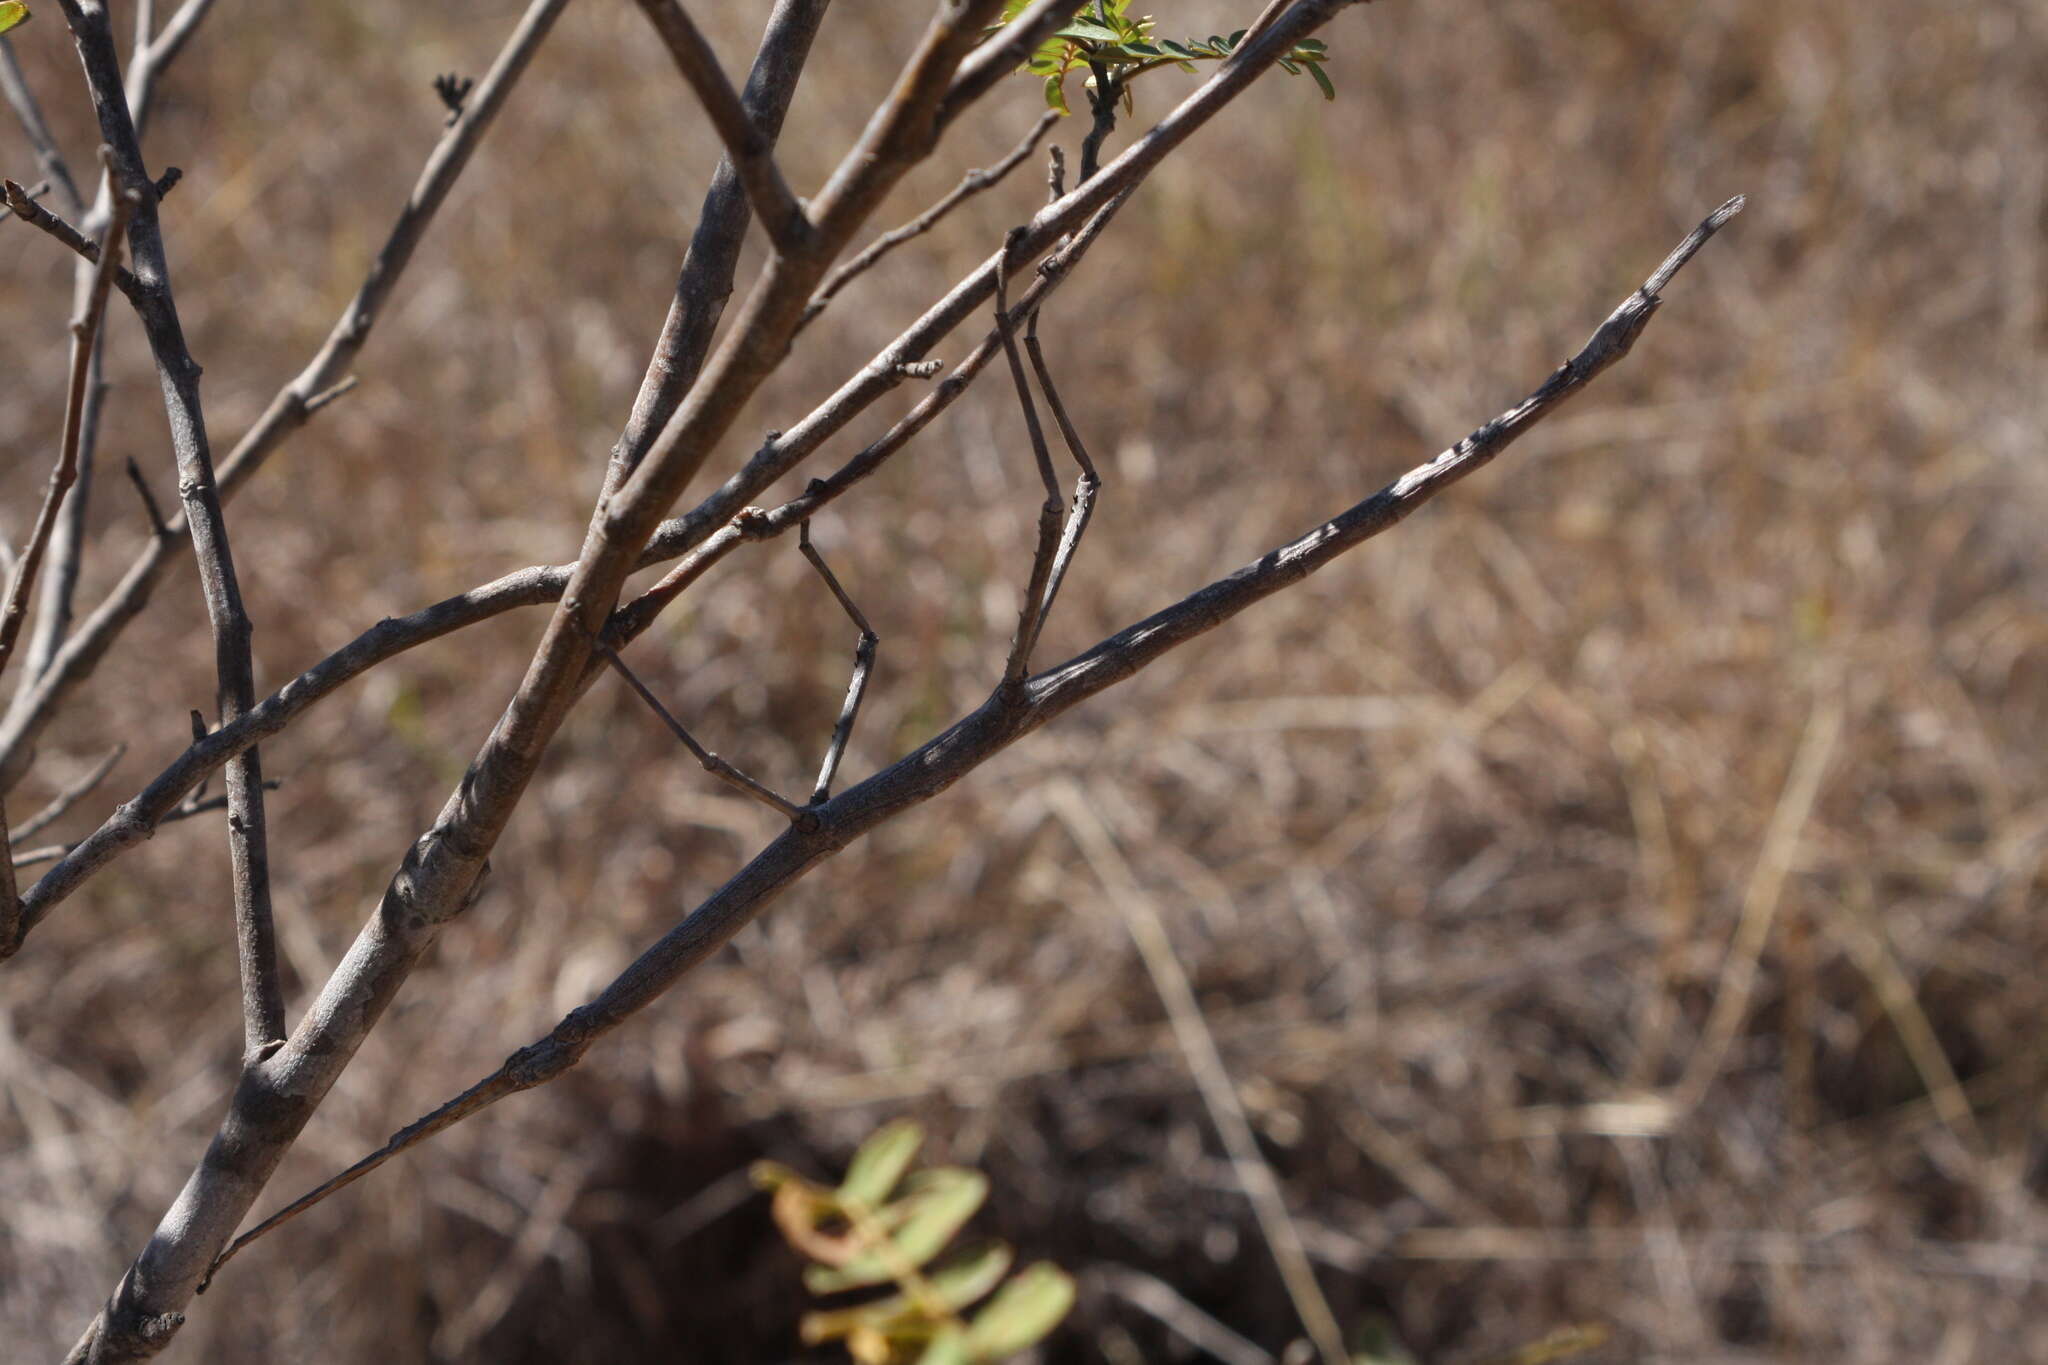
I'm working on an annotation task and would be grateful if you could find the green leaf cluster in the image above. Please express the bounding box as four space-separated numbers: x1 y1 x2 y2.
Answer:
754 1121 1076 1365
994 1 1336 112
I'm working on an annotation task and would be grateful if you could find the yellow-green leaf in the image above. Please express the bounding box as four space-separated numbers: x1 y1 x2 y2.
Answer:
840 1119 924 1208
960 1263 1075 1358
0 4 29 36
805 1169 989 1293
914 1325 971 1365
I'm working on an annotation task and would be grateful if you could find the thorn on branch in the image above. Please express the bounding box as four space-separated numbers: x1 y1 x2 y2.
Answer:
153 166 182 201
432 73 473 125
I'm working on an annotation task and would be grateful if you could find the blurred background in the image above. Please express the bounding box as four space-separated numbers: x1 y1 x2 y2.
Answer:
3 1 2044 1360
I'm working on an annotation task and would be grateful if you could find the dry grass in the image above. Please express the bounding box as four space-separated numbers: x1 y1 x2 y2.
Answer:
3 1 2045 1360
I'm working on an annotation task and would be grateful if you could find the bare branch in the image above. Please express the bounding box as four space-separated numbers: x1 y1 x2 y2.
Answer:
937 0 1084 131
0 0 574 789
0 188 132 952
53 0 284 1069
0 187 132 689
607 0 831 496
64 11 1373 1351
13 744 124 841
2 176 144 303
12 187 1137 938
798 519 878 803
0 41 84 215
206 196 1740 1272
13 779 280 872
629 0 810 253
801 107 1059 331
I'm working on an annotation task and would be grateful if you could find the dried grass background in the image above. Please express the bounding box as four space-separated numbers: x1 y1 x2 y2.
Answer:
3 1 2045 1361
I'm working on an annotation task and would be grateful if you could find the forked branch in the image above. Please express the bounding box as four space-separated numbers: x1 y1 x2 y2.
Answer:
203 196 1743 1277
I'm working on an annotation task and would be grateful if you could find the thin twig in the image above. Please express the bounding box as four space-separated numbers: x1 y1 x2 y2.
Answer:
54 0 285 1067
0 187 133 687
11 187 1125 937
201 192 1738 1285
798 519 877 803
2 176 145 303
0 189 133 951
596 641 806 821
0 0 575 794
86 14 1371 1351
12 781 277 871
801 107 1059 331
14 744 124 840
0 40 84 215
629 0 810 253
993 229 1066 687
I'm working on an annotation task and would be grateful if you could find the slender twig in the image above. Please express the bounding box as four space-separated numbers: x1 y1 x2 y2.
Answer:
55 0 285 1067
613 191 1131 642
14 744 124 841
597 642 805 820
79 12 1370 1352
0 40 84 215
0 0 575 792
801 107 1059 331
13 781 278 871
2 176 145 303
993 230 1066 687
0 189 133 952
0 187 133 688
13 187 1133 937
201 194 1739 1281
798 519 877 803
1238 0 1297 52
629 0 810 253
936 0 1083 130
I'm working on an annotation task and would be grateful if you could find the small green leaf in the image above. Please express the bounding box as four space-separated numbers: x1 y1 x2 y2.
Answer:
1042 72 1068 113
1160 38 1195 59
1278 57 1300 74
1055 19 1120 43
840 1120 924 1208
805 1169 990 1293
961 1264 1076 1358
915 1326 971 1365
1122 40 1161 56
1295 37 1328 53
1228 28 1248 45
1307 61 1336 100
0 3 28 36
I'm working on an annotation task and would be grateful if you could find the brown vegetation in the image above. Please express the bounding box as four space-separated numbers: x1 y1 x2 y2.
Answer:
3 0 2043 1360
